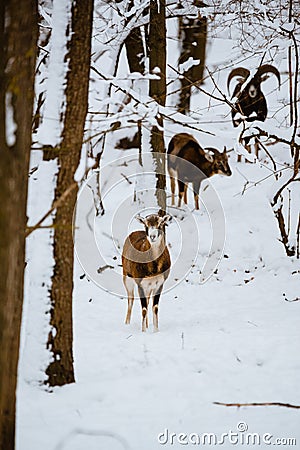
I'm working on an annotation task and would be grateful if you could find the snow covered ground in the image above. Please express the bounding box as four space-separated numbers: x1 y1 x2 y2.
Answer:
19 152 300 450
19 9 300 450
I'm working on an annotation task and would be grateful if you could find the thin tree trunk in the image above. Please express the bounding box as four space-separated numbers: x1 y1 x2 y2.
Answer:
125 28 145 74
149 0 167 212
288 0 293 129
0 1 37 449
178 16 207 115
46 0 94 386
192 17 207 85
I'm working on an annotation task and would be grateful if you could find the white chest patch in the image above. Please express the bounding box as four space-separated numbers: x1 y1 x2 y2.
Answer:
140 274 165 297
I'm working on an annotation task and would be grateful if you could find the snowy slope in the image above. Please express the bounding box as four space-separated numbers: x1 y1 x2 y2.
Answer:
20 151 300 450
19 7 300 450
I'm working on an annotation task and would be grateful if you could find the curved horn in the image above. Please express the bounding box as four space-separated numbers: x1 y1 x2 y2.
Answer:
135 214 146 225
257 64 281 87
227 67 250 92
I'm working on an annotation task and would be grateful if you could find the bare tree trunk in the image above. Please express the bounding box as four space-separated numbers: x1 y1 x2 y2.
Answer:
271 23 299 258
46 0 94 386
125 28 145 74
0 1 37 448
178 16 207 115
149 0 167 212
288 0 293 129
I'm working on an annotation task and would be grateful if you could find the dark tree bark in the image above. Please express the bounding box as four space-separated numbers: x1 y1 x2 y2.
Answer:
125 27 145 74
149 1 166 105
0 1 37 449
45 0 94 386
178 16 207 115
149 0 167 212
123 0 147 74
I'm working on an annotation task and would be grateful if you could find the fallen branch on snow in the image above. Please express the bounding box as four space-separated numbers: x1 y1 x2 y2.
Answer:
214 402 300 409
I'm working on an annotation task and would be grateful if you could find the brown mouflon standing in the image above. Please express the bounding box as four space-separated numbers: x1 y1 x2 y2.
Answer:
167 133 232 210
122 213 171 332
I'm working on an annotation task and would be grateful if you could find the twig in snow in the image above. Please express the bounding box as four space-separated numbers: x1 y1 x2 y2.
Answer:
97 265 114 274
28 166 38 177
121 172 133 184
283 293 300 302
214 402 300 409
102 231 121 249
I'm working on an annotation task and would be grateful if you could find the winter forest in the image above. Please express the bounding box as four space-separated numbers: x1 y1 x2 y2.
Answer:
0 0 300 449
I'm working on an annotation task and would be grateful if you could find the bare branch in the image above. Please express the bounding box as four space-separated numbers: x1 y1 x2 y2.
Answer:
297 213 300 259
91 65 214 136
253 127 300 151
91 66 145 106
256 138 277 174
168 64 237 112
120 172 133 185
26 163 96 237
291 30 299 144
206 65 237 112
25 182 78 238
159 112 215 136
274 204 295 256
272 174 298 207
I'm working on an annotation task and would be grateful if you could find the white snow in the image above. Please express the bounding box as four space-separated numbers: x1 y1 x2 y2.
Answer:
152 66 162 75
5 91 17 146
178 57 200 74
280 23 295 33
37 0 71 146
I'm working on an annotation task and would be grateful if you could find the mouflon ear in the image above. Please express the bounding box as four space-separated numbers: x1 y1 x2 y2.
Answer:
160 214 172 226
223 146 227 154
204 152 214 163
135 214 146 225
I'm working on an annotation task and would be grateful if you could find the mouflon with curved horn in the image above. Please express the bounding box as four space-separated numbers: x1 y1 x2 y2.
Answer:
227 64 281 127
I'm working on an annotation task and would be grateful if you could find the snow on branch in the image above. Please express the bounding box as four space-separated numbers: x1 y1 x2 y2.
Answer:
178 57 200 74
90 65 214 136
37 0 71 147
